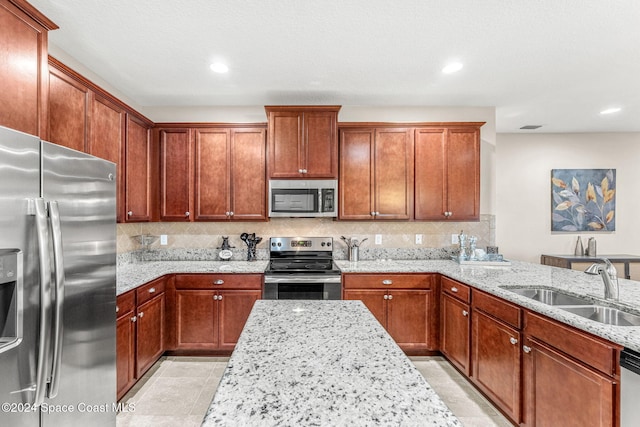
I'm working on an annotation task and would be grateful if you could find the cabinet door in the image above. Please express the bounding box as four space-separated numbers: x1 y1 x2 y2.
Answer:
230 128 267 220
447 127 480 220
125 114 152 221
135 293 165 378
116 312 136 400
194 128 230 220
303 111 338 178
175 290 217 350
373 128 413 219
89 94 125 222
440 293 471 375
522 337 615 427
159 128 193 221
343 289 387 327
268 111 302 178
472 310 521 423
48 67 89 152
387 290 433 351
0 0 52 137
339 128 375 219
414 128 446 220
217 290 261 351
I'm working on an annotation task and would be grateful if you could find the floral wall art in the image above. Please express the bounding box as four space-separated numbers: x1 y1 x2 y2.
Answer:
551 169 616 232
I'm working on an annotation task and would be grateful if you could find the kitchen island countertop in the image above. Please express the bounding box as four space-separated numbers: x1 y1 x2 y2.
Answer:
202 300 462 427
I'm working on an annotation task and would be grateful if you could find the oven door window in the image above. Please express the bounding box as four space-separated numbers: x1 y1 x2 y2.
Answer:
277 283 325 300
272 189 318 213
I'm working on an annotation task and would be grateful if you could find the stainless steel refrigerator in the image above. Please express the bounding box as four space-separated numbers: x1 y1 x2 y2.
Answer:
0 125 117 426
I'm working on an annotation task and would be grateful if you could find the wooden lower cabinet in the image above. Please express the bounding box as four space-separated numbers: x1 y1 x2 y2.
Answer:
116 292 136 401
135 292 165 377
173 274 262 351
440 292 471 375
471 310 521 423
342 273 436 353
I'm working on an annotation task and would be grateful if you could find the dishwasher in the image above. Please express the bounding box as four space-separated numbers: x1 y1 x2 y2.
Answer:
620 348 640 427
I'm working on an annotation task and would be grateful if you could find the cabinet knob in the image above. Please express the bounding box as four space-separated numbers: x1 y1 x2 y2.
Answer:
382 279 393 285
214 279 225 285
462 310 469 317
388 294 393 300
383 295 388 300
509 337 518 345
185 211 190 217
302 169 307 174
370 211 376 216
229 211 234 216
225 211 230 216
523 345 532 354
127 211 133 217
298 169 304 173
451 287 458 293
138 312 144 318
130 316 137 323
148 287 156 294
116 305 119 313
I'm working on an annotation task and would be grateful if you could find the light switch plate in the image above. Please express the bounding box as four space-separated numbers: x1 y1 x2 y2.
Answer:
451 234 459 244
375 234 382 245
160 234 168 245
415 234 423 245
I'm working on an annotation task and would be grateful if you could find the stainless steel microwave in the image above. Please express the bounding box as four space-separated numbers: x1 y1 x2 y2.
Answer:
268 180 338 217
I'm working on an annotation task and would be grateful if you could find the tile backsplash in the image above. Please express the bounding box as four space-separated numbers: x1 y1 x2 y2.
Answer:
118 215 495 257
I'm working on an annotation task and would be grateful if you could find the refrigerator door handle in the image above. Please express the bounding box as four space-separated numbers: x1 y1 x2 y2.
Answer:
47 201 65 399
33 198 52 407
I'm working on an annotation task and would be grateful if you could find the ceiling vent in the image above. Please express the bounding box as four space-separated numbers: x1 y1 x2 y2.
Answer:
520 125 542 130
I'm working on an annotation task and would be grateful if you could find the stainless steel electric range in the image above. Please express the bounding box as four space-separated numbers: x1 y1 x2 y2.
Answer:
264 237 342 300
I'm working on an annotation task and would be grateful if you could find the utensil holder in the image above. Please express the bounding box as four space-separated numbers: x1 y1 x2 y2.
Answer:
349 246 359 262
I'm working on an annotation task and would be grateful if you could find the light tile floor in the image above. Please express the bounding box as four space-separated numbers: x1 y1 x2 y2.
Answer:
116 356 513 427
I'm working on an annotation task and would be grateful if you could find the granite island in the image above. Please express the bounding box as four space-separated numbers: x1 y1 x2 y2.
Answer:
202 300 462 427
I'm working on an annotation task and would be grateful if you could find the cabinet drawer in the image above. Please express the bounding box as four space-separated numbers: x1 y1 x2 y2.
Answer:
342 273 434 289
473 291 521 329
116 291 135 319
175 274 263 290
524 311 621 376
441 277 471 303
136 277 166 305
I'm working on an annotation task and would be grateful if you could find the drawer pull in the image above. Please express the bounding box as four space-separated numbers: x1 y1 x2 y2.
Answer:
451 287 459 293
382 279 393 285
462 310 469 317
148 287 156 294
214 279 225 285
509 337 518 345
523 345 532 354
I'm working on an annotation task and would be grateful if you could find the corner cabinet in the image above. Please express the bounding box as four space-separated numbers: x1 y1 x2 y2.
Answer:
0 0 57 137
339 126 414 220
158 125 267 222
343 273 437 354
414 124 482 221
173 274 262 351
265 106 340 178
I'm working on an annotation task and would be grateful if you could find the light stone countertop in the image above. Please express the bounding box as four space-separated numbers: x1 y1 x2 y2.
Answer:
202 300 462 427
115 258 640 352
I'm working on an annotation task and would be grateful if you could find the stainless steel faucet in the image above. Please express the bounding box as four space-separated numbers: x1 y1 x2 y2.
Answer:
585 258 619 301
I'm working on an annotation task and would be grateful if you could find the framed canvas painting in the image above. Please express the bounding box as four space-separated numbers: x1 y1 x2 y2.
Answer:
551 169 615 232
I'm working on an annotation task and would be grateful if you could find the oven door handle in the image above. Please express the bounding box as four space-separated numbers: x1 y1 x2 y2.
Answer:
264 275 342 284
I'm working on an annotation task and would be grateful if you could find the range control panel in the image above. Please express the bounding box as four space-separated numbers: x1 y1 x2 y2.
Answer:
269 237 333 251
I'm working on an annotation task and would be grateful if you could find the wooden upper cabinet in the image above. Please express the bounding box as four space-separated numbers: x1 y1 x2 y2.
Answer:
266 106 340 178
48 61 89 152
159 128 193 221
89 93 125 222
125 114 152 222
0 0 57 137
415 124 482 221
229 128 267 220
194 128 230 220
339 126 413 220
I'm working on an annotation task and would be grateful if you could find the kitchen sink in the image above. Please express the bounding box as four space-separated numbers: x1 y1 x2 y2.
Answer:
503 287 592 306
561 306 640 327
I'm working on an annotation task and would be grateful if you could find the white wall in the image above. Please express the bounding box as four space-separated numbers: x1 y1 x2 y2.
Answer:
496 132 640 263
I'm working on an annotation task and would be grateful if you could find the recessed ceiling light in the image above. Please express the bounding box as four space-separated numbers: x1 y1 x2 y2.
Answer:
210 62 229 74
600 107 621 115
442 62 463 74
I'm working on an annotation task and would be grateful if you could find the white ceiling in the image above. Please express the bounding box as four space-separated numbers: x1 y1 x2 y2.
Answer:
30 0 640 133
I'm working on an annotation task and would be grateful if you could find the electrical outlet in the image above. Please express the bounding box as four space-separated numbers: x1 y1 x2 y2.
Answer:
375 234 382 245
451 234 459 244
415 234 423 245
160 235 168 245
